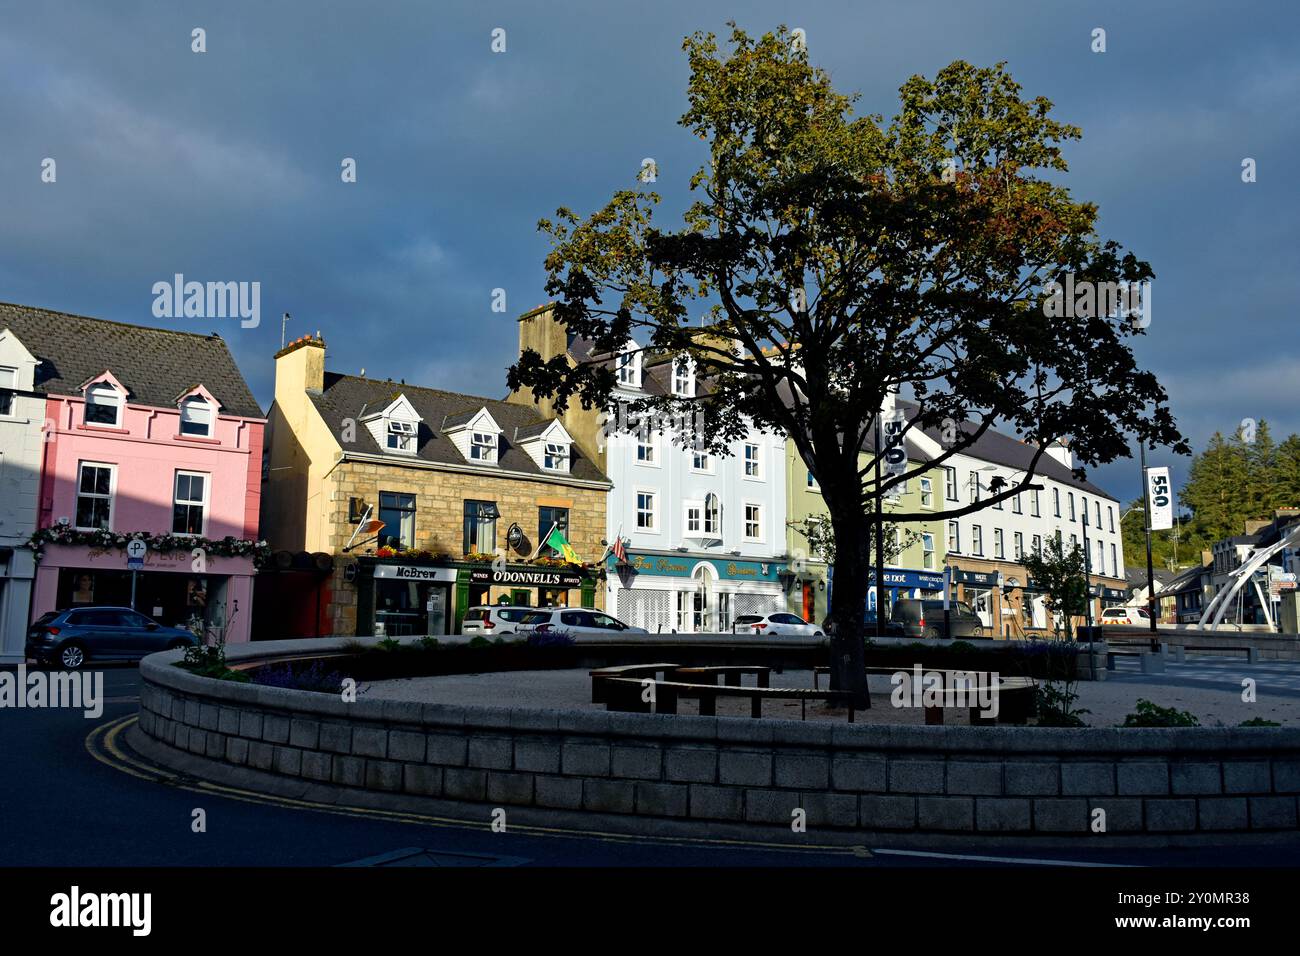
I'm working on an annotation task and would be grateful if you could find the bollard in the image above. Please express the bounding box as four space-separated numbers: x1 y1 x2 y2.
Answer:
1141 648 1167 674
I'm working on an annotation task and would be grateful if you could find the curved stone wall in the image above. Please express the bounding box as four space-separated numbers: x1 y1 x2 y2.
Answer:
135 640 1300 839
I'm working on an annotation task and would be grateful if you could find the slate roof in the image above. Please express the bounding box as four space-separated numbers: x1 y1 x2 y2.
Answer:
0 302 263 419
1124 567 1176 590
309 373 609 484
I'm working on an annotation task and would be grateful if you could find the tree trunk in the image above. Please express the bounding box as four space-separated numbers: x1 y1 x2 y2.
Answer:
825 503 873 708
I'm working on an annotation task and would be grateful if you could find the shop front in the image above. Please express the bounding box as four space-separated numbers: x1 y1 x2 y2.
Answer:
607 552 785 633
351 558 598 636
29 543 256 643
950 568 1002 630
861 567 946 621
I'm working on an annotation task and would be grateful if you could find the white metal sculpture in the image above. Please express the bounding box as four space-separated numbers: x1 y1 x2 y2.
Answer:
1196 524 1300 631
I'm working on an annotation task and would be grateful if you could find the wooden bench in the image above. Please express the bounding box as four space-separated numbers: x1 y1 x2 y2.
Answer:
602 677 858 722
589 663 680 704
670 665 771 688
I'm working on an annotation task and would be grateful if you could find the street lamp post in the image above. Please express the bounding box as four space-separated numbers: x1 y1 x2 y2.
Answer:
1081 506 1094 639
874 417 886 639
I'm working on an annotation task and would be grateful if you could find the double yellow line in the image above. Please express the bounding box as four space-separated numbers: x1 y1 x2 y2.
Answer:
84 715 864 858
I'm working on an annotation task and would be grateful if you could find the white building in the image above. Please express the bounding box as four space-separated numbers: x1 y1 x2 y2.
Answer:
903 409 1127 635
603 345 788 632
0 327 45 663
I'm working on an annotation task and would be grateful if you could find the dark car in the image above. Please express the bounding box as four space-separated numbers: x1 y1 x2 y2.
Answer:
890 599 985 639
25 607 198 669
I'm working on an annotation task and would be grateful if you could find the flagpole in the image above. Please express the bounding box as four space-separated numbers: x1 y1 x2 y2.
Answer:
531 521 558 560
600 522 624 564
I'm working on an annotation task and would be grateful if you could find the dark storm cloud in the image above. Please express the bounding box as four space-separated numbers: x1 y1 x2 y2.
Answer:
1 0 1295 502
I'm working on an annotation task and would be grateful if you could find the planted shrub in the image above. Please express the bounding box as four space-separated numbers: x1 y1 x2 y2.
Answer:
177 640 251 682
1240 717 1282 727
376 637 402 652
527 629 576 648
418 636 441 651
467 636 493 649
1121 698 1199 727
1033 682 1089 727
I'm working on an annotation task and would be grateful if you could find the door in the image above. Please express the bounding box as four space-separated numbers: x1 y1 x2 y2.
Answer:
75 609 130 658
802 582 816 623
559 609 593 637
587 611 626 633
115 608 167 657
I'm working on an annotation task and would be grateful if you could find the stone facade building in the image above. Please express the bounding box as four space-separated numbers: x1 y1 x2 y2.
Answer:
260 335 611 638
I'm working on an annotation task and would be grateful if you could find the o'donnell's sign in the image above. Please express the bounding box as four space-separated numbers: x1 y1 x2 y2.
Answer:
470 567 585 588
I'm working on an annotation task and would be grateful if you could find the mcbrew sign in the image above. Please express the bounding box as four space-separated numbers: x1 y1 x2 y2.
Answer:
470 568 585 588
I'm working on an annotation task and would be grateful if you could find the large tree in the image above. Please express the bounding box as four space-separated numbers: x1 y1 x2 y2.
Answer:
508 25 1185 704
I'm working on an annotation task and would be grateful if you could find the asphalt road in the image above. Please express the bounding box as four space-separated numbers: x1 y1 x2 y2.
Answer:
2 666 1298 868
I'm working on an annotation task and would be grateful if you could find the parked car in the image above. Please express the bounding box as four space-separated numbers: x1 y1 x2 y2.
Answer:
890 599 984 639
733 612 825 637
1100 606 1152 626
25 606 198 669
460 605 535 637
516 608 648 638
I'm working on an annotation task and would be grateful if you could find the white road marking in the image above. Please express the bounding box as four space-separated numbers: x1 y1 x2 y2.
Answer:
871 848 1126 867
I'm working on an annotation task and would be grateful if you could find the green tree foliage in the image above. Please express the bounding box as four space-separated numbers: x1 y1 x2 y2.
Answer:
1017 536 1087 640
1170 420 1300 559
508 25 1185 703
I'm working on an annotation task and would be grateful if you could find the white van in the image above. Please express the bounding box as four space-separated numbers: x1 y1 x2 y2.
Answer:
461 606 535 636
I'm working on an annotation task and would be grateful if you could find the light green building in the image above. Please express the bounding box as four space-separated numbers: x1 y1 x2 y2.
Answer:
783 438 947 622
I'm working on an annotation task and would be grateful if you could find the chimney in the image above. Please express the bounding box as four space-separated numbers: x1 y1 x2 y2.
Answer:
1044 438 1073 470
516 302 568 365
274 333 326 396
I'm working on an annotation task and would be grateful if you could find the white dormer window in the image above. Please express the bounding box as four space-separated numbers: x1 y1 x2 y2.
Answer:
470 431 497 463
85 383 123 428
180 397 213 437
543 441 569 471
387 419 416 452
672 357 694 397
0 366 15 416
616 344 641 388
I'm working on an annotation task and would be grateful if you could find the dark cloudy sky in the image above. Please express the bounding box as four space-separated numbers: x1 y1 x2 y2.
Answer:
2 0 1296 503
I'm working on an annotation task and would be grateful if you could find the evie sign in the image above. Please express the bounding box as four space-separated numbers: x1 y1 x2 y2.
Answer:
1146 466 1173 531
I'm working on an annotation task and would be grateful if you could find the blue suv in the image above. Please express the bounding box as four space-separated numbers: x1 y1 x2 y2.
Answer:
26 607 198 669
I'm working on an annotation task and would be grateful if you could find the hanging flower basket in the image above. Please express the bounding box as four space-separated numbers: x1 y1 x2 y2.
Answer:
27 527 272 568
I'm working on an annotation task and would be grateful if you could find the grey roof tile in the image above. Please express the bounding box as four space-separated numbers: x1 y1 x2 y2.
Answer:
309 373 609 484
0 301 263 418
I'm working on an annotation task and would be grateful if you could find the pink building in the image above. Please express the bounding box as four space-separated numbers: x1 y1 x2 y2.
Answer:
1 304 266 645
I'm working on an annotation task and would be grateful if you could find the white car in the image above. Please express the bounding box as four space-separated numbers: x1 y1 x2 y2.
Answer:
733 612 825 637
517 608 648 638
1100 606 1152 626
461 605 535 636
